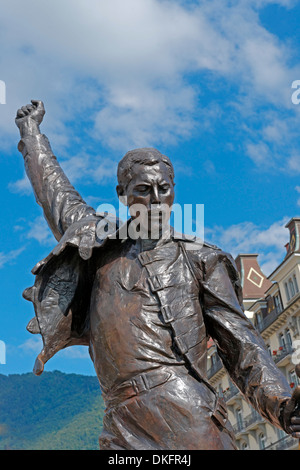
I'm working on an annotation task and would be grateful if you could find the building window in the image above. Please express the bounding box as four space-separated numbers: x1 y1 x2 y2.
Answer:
258 432 266 450
236 408 243 432
293 274 299 293
211 352 217 366
279 333 286 349
241 441 249 450
290 370 300 387
256 312 263 329
284 272 299 302
286 328 293 347
289 279 296 298
285 282 290 301
274 294 283 313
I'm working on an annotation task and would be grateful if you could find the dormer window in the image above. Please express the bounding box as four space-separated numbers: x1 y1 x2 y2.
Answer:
284 272 299 302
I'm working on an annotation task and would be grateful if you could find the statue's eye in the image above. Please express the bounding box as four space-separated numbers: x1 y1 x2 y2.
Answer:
135 185 149 193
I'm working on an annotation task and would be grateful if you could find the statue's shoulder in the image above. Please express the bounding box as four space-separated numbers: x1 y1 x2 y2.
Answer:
173 230 221 255
173 232 237 277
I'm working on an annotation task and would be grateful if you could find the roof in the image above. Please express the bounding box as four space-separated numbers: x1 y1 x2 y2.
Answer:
235 254 273 299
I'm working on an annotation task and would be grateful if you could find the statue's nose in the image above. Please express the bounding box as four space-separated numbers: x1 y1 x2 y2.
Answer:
150 186 160 204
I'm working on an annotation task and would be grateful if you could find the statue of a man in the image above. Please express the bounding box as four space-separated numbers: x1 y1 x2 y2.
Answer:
15 100 300 450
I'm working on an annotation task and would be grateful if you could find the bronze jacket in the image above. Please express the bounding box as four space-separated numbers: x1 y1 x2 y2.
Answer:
18 133 292 431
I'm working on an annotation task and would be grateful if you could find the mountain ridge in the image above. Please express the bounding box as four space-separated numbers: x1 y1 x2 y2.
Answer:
0 371 105 450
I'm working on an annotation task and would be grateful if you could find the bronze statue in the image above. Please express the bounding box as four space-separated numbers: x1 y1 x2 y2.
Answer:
15 100 300 450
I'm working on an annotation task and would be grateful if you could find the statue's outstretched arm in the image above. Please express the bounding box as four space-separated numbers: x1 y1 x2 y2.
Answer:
201 250 294 431
15 100 96 241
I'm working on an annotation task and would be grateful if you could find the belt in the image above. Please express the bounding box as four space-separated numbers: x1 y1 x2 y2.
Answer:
103 366 230 433
103 367 173 410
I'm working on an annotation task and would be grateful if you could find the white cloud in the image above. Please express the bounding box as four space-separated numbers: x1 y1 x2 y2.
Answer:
18 337 89 359
59 346 90 360
244 109 300 173
18 337 42 354
206 216 290 275
0 0 299 157
26 216 54 246
60 155 117 185
0 247 25 269
262 118 290 145
288 154 300 173
8 173 31 195
246 142 274 168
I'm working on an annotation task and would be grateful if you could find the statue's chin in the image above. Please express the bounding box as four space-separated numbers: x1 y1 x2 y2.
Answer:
144 218 171 240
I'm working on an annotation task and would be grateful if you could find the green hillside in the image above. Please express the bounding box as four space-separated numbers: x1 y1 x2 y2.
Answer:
0 371 105 450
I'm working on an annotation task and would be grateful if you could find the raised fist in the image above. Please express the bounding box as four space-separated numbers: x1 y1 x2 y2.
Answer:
280 364 300 438
15 100 45 137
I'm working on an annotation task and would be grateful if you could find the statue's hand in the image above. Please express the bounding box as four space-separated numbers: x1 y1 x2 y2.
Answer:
281 385 300 438
15 100 45 137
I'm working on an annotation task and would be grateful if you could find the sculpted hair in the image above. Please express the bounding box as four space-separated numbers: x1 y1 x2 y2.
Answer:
117 148 175 192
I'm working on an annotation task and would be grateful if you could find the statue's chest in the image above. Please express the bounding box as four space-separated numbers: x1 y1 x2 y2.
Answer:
91 239 208 380
94 240 202 325
96 242 156 298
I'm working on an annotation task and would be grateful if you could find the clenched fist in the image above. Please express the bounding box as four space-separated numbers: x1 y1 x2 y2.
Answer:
281 364 300 438
15 100 45 138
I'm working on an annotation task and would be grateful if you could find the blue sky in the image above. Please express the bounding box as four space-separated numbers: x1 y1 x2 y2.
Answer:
1 0 300 376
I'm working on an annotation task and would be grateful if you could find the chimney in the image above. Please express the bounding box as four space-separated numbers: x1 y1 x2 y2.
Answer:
285 217 300 256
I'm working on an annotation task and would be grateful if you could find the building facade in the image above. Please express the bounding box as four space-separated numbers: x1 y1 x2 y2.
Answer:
207 217 300 450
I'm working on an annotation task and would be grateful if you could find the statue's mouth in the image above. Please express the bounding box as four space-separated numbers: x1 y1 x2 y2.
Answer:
148 211 162 219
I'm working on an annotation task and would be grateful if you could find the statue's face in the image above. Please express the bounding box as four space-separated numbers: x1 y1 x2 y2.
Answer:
123 161 175 235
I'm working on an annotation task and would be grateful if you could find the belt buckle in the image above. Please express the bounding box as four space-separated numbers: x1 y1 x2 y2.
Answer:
140 373 149 391
132 378 139 395
131 374 150 395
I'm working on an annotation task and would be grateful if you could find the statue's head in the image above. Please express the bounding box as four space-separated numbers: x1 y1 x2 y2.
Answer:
117 148 175 236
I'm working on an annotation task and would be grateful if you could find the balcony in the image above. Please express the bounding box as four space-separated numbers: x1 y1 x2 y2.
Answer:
223 384 239 402
233 410 264 434
233 420 244 434
244 410 264 428
207 357 223 379
256 306 283 333
272 343 294 364
264 434 299 450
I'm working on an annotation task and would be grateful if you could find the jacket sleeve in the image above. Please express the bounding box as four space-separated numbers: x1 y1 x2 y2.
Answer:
200 248 291 429
18 133 96 241
24 244 94 376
